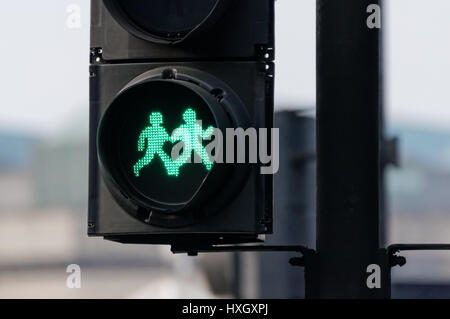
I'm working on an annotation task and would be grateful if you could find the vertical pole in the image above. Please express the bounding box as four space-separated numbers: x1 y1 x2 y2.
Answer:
315 0 384 298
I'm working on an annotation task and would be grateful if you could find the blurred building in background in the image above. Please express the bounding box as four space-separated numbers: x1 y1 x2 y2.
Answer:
0 132 36 210
389 126 450 298
238 111 316 299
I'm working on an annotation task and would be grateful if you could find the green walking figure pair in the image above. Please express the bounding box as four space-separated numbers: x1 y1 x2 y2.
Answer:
133 108 214 177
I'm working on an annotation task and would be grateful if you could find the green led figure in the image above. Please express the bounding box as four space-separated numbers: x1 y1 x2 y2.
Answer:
171 108 215 176
133 112 178 177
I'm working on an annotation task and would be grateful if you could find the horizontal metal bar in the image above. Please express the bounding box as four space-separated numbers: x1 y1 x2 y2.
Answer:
388 244 450 256
171 244 312 256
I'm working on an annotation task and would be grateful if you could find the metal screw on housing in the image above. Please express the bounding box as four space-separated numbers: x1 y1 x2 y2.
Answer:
162 68 178 80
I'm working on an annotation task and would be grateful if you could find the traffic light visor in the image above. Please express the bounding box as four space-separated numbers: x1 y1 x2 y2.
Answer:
104 0 226 43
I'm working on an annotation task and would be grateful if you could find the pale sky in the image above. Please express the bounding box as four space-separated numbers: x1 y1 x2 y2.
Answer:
0 0 448 136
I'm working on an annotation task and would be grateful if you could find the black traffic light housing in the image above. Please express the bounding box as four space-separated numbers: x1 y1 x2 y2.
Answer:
91 0 274 61
89 0 274 246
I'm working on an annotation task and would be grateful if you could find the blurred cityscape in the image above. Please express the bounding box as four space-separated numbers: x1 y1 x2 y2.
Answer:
0 112 217 298
389 126 450 297
1 108 450 298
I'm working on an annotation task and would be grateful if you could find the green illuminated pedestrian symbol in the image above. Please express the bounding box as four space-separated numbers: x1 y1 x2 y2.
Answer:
172 108 215 173
133 112 177 177
133 108 214 178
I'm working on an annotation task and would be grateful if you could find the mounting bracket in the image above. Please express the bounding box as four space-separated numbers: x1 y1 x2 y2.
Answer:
170 244 314 267
388 243 450 267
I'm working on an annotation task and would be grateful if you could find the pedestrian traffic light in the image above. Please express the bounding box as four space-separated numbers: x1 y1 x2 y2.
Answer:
89 0 275 246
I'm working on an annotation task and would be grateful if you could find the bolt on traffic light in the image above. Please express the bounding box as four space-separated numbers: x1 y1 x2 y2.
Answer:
89 0 275 246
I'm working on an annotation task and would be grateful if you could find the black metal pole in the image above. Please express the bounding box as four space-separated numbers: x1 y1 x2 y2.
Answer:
315 0 384 298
